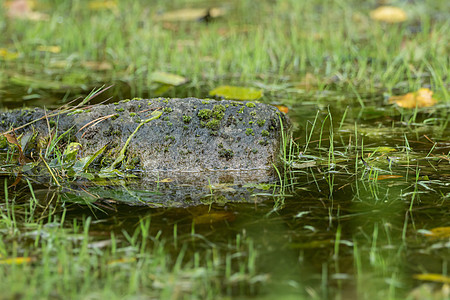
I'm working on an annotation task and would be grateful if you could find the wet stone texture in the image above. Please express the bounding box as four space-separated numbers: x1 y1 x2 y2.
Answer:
0 97 288 184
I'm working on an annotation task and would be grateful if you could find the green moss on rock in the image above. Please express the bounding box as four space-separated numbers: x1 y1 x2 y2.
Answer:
198 109 212 120
218 149 234 160
212 104 226 120
206 119 221 130
183 115 192 123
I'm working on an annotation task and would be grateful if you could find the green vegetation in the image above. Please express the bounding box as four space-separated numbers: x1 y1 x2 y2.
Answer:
197 109 212 120
0 0 449 299
206 119 220 130
183 115 192 123
257 119 266 127
212 104 226 119
162 107 173 113
218 148 234 160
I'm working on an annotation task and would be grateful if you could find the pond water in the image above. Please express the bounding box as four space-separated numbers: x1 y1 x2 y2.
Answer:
1 83 448 299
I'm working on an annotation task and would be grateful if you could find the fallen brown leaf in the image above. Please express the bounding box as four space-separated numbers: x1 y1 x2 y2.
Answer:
4 133 27 165
274 105 289 114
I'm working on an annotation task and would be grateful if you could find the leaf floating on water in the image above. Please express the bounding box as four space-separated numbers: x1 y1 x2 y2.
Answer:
0 257 32 265
376 175 403 180
413 273 450 284
389 88 437 108
36 45 61 53
0 48 19 60
370 6 407 23
209 85 263 100
424 227 450 239
193 211 236 224
150 71 187 86
155 8 225 22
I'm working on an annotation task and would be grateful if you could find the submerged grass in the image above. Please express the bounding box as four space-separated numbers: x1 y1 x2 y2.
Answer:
0 190 265 299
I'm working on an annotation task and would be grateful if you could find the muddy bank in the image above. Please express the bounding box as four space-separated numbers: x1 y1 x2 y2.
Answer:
0 97 289 184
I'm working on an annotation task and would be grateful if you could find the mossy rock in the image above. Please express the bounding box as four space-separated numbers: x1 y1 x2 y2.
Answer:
0 98 289 184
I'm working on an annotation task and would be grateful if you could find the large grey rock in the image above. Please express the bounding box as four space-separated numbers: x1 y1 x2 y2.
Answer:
0 97 289 185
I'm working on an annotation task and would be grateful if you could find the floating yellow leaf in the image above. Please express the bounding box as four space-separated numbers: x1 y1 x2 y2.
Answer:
0 48 19 60
413 273 450 284
376 175 403 180
193 211 235 224
389 88 437 108
155 8 225 22
0 257 32 265
150 71 187 86
424 227 450 239
370 6 407 23
36 45 61 53
209 85 263 100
